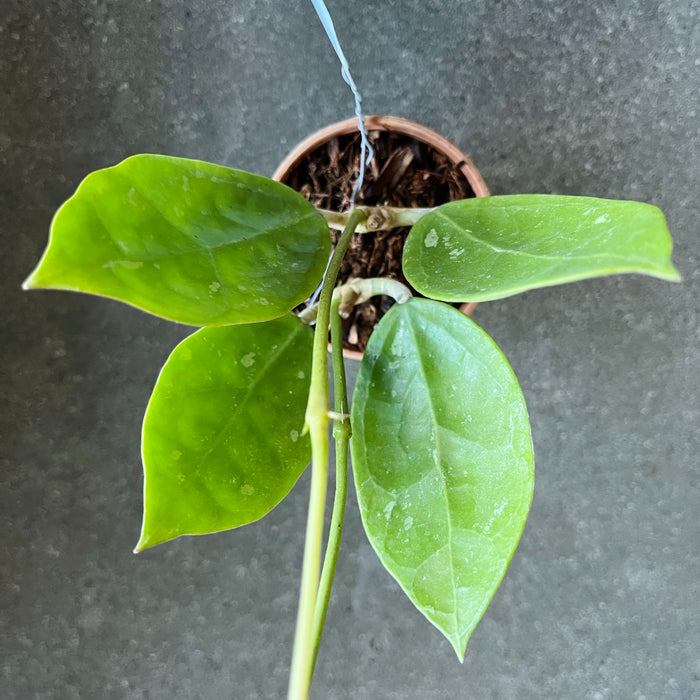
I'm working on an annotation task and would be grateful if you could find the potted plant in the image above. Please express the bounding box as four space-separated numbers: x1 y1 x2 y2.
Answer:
22 8 679 700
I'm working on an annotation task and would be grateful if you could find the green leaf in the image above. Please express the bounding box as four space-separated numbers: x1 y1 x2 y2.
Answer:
135 313 312 552
403 195 680 302
350 298 534 658
24 155 330 325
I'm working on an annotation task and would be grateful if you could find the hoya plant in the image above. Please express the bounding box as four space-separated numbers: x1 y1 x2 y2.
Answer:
24 151 678 698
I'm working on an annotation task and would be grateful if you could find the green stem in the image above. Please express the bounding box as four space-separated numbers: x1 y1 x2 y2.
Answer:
288 208 367 700
318 205 433 232
309 295 351 676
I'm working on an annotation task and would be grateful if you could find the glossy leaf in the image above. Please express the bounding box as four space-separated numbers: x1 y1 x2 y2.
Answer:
350 298 534 658
403 195 680 302
24 154 330 325
135 313 312 552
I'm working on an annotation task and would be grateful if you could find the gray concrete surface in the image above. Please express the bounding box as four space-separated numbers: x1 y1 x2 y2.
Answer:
2 1 698 698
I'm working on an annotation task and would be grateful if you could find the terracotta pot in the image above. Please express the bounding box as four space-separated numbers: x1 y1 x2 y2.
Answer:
274 115 489 360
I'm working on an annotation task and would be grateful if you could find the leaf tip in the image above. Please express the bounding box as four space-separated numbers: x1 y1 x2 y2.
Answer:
133 528 153 554
450 635 468 663
649 260 682 284
22 260 56 291
667 266 682 283
22 266 43 290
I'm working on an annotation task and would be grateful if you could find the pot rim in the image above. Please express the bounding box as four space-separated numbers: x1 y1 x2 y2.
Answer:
273 115 488 361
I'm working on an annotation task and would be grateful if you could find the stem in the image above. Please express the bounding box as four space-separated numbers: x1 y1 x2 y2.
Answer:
288 208 367 700
318 206 433 232
302 277 413 326
334 277 412 318
308 294 351 677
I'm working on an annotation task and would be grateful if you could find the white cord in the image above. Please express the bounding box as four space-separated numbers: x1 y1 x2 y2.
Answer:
310 0 374 208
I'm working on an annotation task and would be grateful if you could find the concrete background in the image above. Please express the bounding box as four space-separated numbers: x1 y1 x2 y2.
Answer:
2 1 698 698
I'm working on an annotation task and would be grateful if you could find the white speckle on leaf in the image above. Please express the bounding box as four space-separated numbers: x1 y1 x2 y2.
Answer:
241 484 255 496
297 370 305 379
384 501 396 520
389 330 405 358
403 515 414 530
209 281 221 293
424 229 439 248
595 214 610 224
493 497 508 516
449 247 465 259
103 260 143 270
290 429 299 443
241 352 256 367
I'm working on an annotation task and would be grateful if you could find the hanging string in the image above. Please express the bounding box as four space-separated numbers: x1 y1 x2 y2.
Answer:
306 1 375 310
309 0 374 208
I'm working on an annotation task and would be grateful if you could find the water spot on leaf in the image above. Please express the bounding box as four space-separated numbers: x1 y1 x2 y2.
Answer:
384 501 396 520
424 228 439 248
290 429 299 443
241 352 256 367
241 484 255 496
493 497 508 516
103 260 143 270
